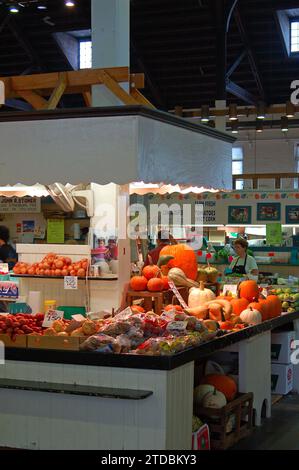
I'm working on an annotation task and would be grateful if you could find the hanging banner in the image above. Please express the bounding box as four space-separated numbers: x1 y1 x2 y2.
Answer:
0 196 41 213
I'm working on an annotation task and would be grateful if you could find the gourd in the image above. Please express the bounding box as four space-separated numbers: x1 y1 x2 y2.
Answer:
130 276 148 291
193 384 215 405
147 278 164 292
159 244 198 280
205 266 219 283
230 298 249 315
201 374 237 402
240 307 262 325
208 303 225 322
238 280 259 302
168 267 199 288
201 389 227 409
185 305 209 320
197 267 208 282
188 281 215 308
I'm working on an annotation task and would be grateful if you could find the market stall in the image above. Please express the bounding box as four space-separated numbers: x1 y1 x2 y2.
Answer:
0 106 298 450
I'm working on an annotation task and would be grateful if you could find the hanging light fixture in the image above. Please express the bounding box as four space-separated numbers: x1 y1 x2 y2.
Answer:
286 101 295 118
229 103 238 121
256 119 263 133
9 4 19 13
281 116 289 132
201 105 210 123
65 1 75 6
231 120 239 134
256 101 266 120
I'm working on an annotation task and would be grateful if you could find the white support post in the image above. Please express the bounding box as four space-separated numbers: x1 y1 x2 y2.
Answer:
91 0 130 106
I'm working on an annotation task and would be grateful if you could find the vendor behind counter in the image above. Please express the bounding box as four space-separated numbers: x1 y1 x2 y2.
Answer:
229 238 259 278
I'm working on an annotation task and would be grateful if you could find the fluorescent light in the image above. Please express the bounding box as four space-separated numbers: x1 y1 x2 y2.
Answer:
201 105 210 123
65 1 75 6
257 101 266 120
286 101 295 118
231 120 239 134
37 5 47 10
9 5 19 13
229 104 238 121
281 116 289 132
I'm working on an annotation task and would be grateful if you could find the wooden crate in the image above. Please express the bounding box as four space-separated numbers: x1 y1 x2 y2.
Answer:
195 393 253 450
0 334 27 348
27 335 82 351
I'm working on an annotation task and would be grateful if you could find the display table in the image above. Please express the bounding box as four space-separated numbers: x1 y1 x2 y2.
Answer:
0 312 298 450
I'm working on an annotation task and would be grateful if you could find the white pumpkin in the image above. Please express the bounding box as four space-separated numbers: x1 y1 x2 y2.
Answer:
188 281 216 308
202 389 227 409
193 384 215 406
240 307 262 325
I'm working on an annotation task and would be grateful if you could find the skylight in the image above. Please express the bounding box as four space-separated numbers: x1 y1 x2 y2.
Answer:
79 40 92 69
291 21 299 52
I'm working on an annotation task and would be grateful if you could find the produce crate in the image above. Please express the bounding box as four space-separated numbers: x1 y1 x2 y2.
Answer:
0 334 27 348
194 393 253 450
27 335 82 351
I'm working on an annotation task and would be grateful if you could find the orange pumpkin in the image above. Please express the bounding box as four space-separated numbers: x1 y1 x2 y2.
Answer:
217 295 233 301
161 276 169 290
131 305 145 313
164 304 183 312
248 301 268 322
201 374 237 401
239 280 259 302
147 278 164 292
159 244 198 280
230 298 249 315
266 295 282 319
219 321 234 331
142 265 161 280
129 276 148 292
208 303 225 322
258 298 270 321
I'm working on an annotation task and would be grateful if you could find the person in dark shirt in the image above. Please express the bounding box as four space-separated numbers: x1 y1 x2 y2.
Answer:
144 230 177 266
0 226 17 270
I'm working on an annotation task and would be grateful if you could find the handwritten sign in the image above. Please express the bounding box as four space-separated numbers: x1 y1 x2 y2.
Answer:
222 284 238 296
168 280 188 309
0 196 41 214
42 310 64 328
71 314 86 322
64 276 78 290
0 263 9 274
266 223 282 246
47 219 65 244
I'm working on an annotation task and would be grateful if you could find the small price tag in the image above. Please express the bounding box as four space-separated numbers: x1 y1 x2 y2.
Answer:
64 276 78 290
42 310 64 328
0 263 9 274
167 321 188 332
71 314 86 322
168 280 188 309
222 284 238 296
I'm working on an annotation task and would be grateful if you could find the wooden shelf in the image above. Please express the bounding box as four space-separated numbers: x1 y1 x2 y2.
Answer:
10 274 118 281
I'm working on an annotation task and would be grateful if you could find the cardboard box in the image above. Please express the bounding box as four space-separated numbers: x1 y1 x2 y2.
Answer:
192 424 210 450
27 335 81 351
271 331 295 364
0 334 27 348
271 363 293 395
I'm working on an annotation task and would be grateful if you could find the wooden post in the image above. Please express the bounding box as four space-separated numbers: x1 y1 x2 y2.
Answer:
98 70 139 105
18 90 48 110
47 72 67 110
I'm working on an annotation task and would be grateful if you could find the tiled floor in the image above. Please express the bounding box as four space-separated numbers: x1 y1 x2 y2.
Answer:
233 393 299 450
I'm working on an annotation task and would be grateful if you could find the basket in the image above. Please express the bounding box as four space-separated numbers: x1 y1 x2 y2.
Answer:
194 392 253 450
57 306 86 320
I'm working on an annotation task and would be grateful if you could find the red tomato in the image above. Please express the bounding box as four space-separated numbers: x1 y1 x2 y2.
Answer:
64 257 72 265
81 261 89 270
55 259 64 269
28 267 36 275
70 270 77 276
39 269 45 276
44 269 51 276
55 269 62 276
20 267 28 274
43 262 50 270
77 268 86 278
61 269 68 277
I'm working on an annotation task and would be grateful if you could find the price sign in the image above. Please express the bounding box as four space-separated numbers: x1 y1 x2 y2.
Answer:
168 280 188 309
71 314 86 322
0 263 9 274
42 310 64 328
166 321 188 332
64 276 78 290
222 284 238 296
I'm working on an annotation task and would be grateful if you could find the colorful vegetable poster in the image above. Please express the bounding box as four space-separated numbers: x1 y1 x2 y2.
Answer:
266 223 282 246
47 219 65 244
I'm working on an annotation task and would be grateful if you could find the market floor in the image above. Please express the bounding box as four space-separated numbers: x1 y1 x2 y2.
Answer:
233 393 299 450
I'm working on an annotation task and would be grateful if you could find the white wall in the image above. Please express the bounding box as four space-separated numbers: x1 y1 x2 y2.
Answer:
235 128 299 189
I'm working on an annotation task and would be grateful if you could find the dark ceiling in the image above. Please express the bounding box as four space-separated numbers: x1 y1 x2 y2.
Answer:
0 0 299 111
